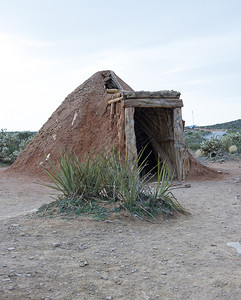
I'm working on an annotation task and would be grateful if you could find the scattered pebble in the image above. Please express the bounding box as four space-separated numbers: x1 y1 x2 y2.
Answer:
79 261 89 267
2 278 11 282
52 243 61 248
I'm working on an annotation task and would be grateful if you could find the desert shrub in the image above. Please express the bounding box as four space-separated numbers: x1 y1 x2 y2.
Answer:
221 131 241 153
184 129 211 150
199 131 241 157
200 138 223 155
0 129 36 164
40 151 187 221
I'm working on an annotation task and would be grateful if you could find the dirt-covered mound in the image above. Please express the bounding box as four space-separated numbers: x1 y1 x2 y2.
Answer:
186 152 220 180
8 71 132 178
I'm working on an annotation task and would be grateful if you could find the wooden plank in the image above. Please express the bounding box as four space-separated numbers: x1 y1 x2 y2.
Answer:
124 98 183 108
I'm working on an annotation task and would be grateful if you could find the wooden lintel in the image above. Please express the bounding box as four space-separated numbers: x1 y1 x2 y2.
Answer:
122 90 181 99
124 98 183 108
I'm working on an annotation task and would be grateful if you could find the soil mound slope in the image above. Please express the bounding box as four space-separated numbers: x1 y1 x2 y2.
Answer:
8 71 132 177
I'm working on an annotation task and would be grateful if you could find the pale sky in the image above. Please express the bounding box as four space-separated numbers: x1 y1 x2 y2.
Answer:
0 0 241 131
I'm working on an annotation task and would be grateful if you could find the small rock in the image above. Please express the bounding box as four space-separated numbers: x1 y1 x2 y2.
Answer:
105 297 113 300
2 278 11 282
6 248 15 251
52 243 61 248
114 278 122 285
79 261 89 267
29 257 34 260
211 243 217 247
162 272 167 275
184 184 191 188
217 170 222 174
104 220 113 223
77 244 86 250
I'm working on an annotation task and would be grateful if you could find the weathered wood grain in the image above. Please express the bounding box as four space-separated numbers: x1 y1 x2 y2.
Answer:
124 98 183 108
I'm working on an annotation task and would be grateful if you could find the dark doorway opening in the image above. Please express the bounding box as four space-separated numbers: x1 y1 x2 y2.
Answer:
134 108 159 175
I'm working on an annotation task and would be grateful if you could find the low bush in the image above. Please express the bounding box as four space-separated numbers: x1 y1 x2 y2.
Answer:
40 151 187 221
0 129 36 164
200 138 223 155
184 129 211 150
199 131 241 157
222 131 241 153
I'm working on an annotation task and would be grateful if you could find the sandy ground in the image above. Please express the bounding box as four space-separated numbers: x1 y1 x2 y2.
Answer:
0 159 241 300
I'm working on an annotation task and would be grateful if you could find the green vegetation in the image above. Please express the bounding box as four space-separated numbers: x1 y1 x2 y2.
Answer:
184 129 211 150
184 127 241 158
200 131 241 156
40 151 187 221
0 129 36 164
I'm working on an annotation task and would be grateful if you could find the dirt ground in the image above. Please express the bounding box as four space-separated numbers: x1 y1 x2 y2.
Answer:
0 159 241 300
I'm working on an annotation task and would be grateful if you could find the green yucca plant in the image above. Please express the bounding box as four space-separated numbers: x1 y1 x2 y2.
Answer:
41 150 187 221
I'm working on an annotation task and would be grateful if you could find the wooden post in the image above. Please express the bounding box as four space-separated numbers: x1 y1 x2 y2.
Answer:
173 108 190 180
125 107 137 165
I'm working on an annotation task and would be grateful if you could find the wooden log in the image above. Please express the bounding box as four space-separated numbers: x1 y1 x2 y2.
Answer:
108 97 123 105
118 101 126 155
110 103 116 120
122 90 181 99
125 107 137 164
124 98 183 108
173 108 190 180
106 89 121 94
